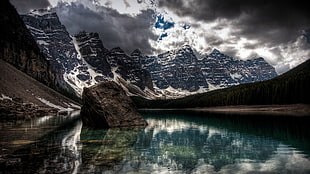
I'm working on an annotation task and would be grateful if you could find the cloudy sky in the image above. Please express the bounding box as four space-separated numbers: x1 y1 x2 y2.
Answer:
10 0 310 74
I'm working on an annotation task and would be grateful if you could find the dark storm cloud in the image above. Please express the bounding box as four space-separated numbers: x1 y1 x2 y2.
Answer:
204 35 223 46
54 1 157 55
158 0 310 47
9 0 50 14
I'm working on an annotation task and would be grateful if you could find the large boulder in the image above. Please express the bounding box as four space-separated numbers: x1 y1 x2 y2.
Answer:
81 81 147 128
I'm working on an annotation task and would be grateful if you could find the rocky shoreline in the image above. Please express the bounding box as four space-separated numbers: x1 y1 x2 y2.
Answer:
0 98 58 121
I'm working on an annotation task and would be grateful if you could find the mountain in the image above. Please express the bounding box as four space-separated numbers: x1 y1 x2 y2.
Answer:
200 49 277 87
0 59 80 114
20 10 82 96
73 31 112 79
0 0 55 89
140 46 277 97
0 0 80 120
20 10 277 99
73 31 155 98
138 45 207 97
20 12 155 98
132 59 310 108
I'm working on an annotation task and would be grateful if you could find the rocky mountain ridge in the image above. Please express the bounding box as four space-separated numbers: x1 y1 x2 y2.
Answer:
73 32 153 91
20 10 278 99
200 49 277 88
20 10 82 95
139 46 277 97
21 11 156 98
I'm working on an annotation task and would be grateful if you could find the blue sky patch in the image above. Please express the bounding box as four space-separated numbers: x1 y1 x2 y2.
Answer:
154 15 175 30
159 33 168 40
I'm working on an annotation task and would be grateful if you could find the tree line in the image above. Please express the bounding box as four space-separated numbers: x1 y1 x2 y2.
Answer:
132 59 310 108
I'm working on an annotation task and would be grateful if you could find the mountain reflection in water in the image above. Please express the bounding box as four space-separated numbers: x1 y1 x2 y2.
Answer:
0 110 310 174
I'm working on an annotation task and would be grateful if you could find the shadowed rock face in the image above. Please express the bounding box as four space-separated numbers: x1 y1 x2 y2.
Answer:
81 81 147 128
0 0 55 88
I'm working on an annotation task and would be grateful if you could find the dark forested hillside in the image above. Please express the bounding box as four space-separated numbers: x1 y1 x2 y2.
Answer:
132 59 310 108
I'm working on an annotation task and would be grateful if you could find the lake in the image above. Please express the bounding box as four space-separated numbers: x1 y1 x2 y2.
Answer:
1 110 310 174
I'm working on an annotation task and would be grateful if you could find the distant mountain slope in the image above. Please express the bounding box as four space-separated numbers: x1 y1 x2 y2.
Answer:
0 0 80 121
0 59 80 110
0 0 78 102
0 0 53 87
139 45 277 98
132 59 310 108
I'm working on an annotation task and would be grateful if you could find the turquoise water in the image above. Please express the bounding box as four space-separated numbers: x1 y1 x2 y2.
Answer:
1 110 310 173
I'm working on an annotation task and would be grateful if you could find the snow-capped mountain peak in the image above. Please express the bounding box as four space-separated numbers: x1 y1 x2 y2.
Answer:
28 9 53 16
21 11 277 99
140 45 277 98
131 49 142 57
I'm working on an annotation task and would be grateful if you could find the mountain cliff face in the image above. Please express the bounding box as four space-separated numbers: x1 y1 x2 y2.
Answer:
20 11 154 97
108 47 154 91
141 45 208 94
140 46 277 97
20 10 81 95
73 31 112 79
73 32 154 97
0 0 55 88
200 49 277 88
74 31 154 90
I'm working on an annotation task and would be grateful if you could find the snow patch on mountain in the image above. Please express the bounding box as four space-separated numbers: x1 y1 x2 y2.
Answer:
72 37 82 60
152 85 208 99
63 54 111 96
206 81 223 91
29 9 54 16
36 96 74 112
230 73 242 80
0 94 13 101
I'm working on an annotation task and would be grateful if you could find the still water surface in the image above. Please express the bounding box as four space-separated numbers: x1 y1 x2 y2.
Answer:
0 110 310 174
